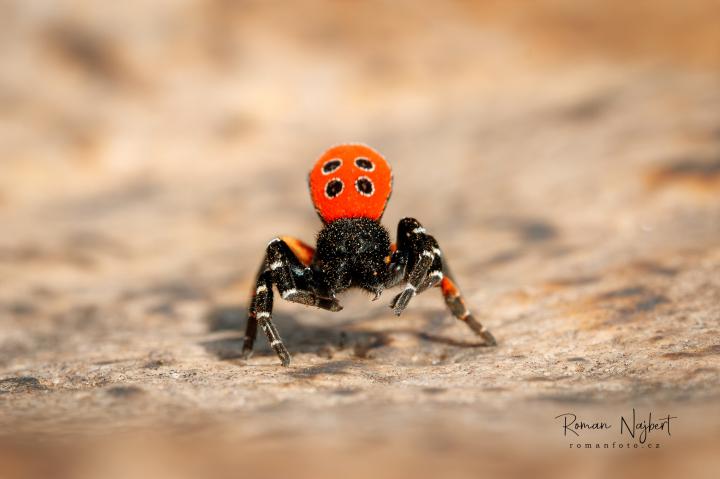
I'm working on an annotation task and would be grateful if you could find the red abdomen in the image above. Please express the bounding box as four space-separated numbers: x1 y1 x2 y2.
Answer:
308 144 393 223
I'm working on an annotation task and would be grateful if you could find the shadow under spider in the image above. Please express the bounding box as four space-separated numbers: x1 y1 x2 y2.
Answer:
201 306 495 363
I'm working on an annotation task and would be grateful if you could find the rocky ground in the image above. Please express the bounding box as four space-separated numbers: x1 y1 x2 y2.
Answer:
1 1 719 478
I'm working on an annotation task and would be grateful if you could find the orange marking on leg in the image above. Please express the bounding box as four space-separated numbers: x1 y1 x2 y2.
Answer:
280 236 315 267
441 276 460 298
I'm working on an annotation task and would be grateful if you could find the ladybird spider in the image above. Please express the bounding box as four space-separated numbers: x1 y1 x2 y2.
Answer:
243 144 496 366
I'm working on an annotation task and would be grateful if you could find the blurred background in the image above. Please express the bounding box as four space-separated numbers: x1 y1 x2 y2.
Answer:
1 1 720 478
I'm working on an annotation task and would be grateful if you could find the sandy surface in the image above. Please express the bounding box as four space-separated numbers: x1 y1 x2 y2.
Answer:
1 1 719 478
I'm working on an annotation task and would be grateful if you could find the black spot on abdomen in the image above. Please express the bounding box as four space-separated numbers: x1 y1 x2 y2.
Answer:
325 179 344 198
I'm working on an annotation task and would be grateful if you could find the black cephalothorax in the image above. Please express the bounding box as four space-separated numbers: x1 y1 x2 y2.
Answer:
312 218 392 297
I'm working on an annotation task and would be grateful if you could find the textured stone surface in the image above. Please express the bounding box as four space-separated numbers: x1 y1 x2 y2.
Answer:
1 1 719 477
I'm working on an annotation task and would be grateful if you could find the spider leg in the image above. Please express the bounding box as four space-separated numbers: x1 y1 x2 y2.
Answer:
247 269 290 365
440 276 496 345
243 237 341 366
389 218 495 345
389 218 440 314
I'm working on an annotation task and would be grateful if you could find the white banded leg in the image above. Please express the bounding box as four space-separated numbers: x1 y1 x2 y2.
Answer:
417 246 444 292
246 271 291 366
390 223 442 316
243 238 341 366
267 239 341 311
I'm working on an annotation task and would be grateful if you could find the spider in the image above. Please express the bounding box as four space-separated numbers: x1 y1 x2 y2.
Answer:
243 144 496 366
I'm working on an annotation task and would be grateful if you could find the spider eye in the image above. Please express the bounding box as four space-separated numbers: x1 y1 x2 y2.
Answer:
325 178 344 199
322 159 342 175
355 176 374 197
354 157 375 171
